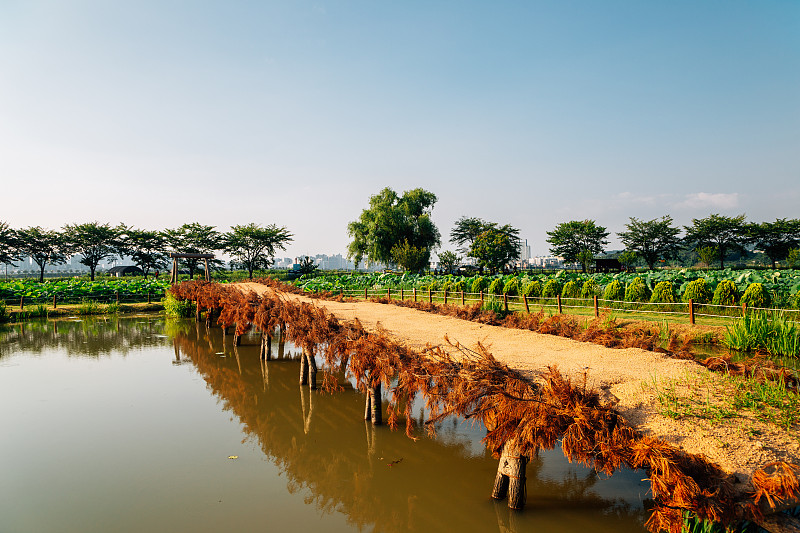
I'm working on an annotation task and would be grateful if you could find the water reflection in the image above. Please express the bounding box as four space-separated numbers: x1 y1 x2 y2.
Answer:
171 322 649 533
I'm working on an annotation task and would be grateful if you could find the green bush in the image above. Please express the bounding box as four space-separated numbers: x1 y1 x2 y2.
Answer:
792 292 800 309
451 280 466 292
602 279 625 301
522 280 542 298
440 280 452 293
503 278 520 296
561 280 580 299
488 278 504 295
682 278 712 304
650 281 677 303
163 293 195 318
471 277 487 294
624 278 650 302
740 283 771 309
580 279 599 298
712 280 738 306
542 279 561 298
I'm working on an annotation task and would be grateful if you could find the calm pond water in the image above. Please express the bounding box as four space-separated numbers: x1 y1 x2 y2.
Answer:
0 316 651 533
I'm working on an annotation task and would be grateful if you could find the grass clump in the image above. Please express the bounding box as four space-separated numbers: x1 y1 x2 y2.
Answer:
723 311 799 358
712 280 738 306
740 282 771 309
624 277 650 302
682 278 712 304
561 280 580 299
77 298 101 315
163 293 196 318
602 279 625 301
650 281 677 303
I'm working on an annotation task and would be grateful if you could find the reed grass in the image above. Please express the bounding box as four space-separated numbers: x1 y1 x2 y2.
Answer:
724 311 800 358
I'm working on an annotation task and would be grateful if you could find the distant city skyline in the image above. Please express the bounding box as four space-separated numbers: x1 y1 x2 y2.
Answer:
2 2 797 259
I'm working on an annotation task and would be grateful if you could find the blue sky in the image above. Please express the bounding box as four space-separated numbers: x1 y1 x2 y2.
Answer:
1 1 798 258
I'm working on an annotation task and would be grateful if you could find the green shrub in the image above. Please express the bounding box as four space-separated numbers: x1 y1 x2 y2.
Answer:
77 298 100 315
542 279 561 298
624 278 650 302
471 277 487 294
580 279 599 298
682 278 712 304
650 281 677 303
602 279 625 302
503 278 519 296
792 292 800 309
488 278 504 295
741 283 771 309
105 302 121 315
522 280 542 297
440 280 452 293
451 280 466 292
712 280 738 306
481 294 508 319
561 280 580 299
163 293 195 318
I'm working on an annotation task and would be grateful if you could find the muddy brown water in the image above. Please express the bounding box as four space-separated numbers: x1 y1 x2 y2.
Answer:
0 317 652 532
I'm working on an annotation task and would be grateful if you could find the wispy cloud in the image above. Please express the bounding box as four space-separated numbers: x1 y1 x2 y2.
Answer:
674 192 740 210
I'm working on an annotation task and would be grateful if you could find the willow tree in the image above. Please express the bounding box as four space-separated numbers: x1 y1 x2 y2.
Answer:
347 187 440 270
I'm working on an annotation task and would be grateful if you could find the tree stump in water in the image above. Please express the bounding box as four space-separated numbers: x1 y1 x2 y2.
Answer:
304 346 317 390
491 439 528 510
260 333 272 361
364 384 382 425
299 351 309 385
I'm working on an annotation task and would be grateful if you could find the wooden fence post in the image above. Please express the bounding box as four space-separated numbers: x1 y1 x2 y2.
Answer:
147 292 151 304
20 295 24 310
116 291 120 304
689 299 695 325
742 302 747 316
593 295 599 318
387 288 391 300
523 293 529 314
557 294 562 314
53 295 57 309
364 287 368 300
480 290 484 307
503 293 508 313
401 288 404 300
413 288 417 302
428 289 432 303
461 291 465 306
444 289 448 305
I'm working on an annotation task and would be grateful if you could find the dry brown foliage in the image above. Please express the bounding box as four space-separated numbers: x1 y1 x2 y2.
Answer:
168 280 800 533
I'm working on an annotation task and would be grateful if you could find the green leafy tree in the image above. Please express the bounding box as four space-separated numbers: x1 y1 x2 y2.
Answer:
696 246 718 269
618 216 682 270
296 256 319 276
546 220 609 273
63 222 121 281
617 250 637 270
468 228 519 274
224 223 293 279
347 187 440 269
437 250 460 274
449 217 489 254
683 214 747 269
16 226 70 282
390 239 430 273
118 226 168 279
747 218 800 269
0 221 20 269
787 248 799 269
163 223 223 279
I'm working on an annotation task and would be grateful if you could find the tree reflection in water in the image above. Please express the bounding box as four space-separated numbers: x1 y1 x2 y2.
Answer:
171 322 649 533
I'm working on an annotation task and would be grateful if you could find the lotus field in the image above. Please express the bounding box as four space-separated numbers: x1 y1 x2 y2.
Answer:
293 268 800 310
0 278 170 305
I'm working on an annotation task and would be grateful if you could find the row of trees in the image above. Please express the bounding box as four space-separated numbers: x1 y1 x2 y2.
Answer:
0 221 293 281
547 215 800 272
345 188 800 274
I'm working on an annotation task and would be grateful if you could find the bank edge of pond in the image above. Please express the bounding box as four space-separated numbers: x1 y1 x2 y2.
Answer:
169 279 799 533
0 302 165 323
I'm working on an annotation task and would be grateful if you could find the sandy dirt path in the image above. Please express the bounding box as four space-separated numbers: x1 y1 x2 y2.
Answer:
238 283 799 482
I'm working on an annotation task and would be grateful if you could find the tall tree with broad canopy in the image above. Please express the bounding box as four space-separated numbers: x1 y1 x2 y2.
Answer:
468 228 519 274
449 216 490 254
747 218 800 268
436 250 460 274
683 214 747 269
390 239 430 273
0 221 21 270
224 223 293 279
63 222 121 281
16 226 70 282
618 216 682 270
347 187 440 269
546 220 609 273
117 226 168 278
163 223 223 279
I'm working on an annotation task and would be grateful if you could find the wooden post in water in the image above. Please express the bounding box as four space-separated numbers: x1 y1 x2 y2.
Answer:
491 439 528 510
304 346 317 390
593 295 599 318
523 294 529 314
557 294 562 314
299 351 309 385
364 383 382 425
689 299 695 325
260 332 273 361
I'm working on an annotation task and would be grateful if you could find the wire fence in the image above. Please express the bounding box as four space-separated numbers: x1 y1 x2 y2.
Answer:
336 288 800 325
2 291 167 309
